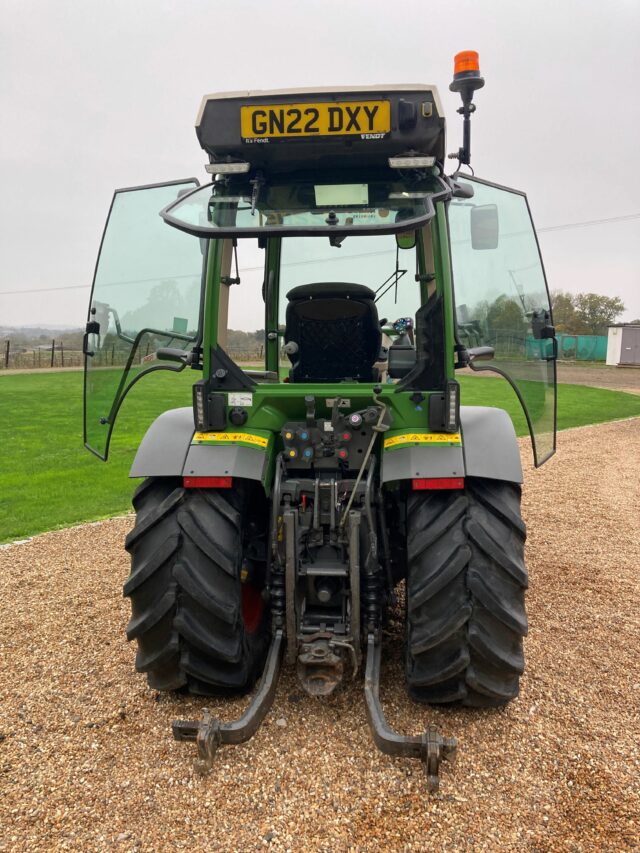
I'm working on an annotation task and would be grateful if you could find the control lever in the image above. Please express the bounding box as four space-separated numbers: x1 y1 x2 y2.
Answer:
330 396 350 429
339 386 389 530
304 395 316 427
156 347 194 364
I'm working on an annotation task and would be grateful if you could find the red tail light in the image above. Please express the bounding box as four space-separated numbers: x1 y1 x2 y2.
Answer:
412 477 465 490
183 476 232 489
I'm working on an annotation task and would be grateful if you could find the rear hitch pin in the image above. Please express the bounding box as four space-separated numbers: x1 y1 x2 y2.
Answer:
363 633 456 792
172 629 284 774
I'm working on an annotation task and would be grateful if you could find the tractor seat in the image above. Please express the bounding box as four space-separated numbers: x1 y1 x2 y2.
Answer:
284 282 382 382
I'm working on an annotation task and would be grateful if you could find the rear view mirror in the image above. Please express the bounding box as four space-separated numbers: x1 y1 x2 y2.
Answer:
395 230 416 250
471 204 499 250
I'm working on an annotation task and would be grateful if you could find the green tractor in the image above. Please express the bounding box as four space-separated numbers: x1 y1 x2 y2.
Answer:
83 52 556 790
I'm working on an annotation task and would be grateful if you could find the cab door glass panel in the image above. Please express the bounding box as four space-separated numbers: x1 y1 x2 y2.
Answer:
220 239 266 370
449 177 556 465
85 180 203 459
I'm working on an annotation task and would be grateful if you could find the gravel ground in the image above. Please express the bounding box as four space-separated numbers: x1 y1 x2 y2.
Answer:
554 362 640 393
1 419 639 852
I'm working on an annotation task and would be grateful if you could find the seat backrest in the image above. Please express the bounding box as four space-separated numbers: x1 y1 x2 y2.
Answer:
285 282 381 382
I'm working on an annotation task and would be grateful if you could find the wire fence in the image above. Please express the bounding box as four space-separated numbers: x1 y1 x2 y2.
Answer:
1 339 84 370
1 332 608 371
1 339 265 370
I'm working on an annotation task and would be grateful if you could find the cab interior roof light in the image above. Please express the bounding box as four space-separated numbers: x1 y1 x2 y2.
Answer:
388 156 435 169
208 195 248 203
205 161 251 174
388 191 430 199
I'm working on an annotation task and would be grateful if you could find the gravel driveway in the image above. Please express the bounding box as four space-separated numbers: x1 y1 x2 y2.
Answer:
554 362 640 394
458 362 640 395
1 420 638 852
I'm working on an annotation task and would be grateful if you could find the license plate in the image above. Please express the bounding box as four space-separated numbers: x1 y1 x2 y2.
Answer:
240 100 390 141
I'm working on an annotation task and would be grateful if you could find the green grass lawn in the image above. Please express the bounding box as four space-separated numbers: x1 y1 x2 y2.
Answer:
1 370 639 543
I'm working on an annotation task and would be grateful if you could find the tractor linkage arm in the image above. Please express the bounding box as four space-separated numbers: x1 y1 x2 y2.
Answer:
172 629 285 774
171 628 456 791
363 633 457 792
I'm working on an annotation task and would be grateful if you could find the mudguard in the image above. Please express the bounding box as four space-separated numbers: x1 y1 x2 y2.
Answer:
129 407 269 485
380 405 523 485
131 404 523 487
459 406 523 483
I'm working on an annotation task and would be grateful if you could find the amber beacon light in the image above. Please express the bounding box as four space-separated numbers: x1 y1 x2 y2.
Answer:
452 51 481 79
448 50 485 167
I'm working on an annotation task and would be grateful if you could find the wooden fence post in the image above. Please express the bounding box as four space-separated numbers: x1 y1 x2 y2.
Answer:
50 339 55 368
4 340 9 369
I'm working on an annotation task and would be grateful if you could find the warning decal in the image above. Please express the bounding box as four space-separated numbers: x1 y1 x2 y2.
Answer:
192 432 269 449
384 432 462 450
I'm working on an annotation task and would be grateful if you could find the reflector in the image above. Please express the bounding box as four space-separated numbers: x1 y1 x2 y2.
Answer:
412 477 465 490
183 476 233 488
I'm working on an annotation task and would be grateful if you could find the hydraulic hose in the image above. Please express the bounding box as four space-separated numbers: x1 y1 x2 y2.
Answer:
339 388 388 530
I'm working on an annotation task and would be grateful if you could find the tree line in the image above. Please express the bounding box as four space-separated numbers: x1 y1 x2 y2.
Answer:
551 292 635 336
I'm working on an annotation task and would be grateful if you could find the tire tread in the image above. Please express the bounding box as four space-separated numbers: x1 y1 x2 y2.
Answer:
123 478 267 695
406 478 528 707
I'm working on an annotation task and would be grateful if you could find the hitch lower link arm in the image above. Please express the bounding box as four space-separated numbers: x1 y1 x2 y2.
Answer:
363 633 457 792
172 629 284 774
172 629 456 791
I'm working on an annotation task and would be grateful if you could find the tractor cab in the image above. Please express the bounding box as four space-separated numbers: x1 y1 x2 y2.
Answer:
83 59 558 790
84 84 555 467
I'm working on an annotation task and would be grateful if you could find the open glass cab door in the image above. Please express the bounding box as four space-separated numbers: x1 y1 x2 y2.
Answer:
448 175 557 465
84 179 204 460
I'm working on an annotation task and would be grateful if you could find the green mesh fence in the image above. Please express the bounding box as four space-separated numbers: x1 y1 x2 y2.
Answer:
526 334 606 361
557 334 607 361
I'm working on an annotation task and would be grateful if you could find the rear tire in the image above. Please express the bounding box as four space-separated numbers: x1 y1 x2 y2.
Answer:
123 477 269 695
405 478 527 707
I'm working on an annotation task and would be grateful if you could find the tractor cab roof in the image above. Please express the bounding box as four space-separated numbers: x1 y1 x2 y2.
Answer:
195 85 446 174
161 86 449 240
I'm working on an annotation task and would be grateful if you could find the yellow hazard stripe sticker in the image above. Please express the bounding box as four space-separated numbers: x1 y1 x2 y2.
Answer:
384 432 462 449
193 432 269 448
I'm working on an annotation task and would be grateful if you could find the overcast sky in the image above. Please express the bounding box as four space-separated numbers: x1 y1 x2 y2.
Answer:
1 0 639 329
